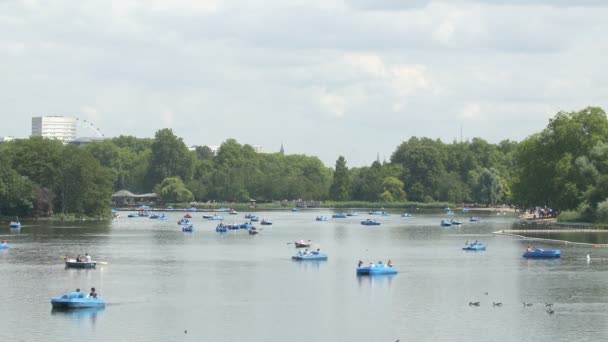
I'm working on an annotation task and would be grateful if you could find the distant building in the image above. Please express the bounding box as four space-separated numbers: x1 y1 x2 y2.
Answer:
31 116 77 142
111 190 159 207
0 136 15 143
68 136 107 146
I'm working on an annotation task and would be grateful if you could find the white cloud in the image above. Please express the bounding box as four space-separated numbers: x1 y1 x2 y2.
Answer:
318 91 347 117
161 109 176 126
459 103 482 120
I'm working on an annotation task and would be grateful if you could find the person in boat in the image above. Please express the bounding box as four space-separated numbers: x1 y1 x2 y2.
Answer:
387 260 393 267
358 260 363 267
89 287 97 299
85 253 91 263
465 240 470 246
312 248 320 255
378 260 383 266
527 246 532 252
303 249 309 255
1 239 6 245
474 240 479 245
370 262 375 268
76 255 82 262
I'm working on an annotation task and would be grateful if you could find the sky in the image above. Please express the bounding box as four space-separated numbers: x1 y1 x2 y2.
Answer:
1 0 608 167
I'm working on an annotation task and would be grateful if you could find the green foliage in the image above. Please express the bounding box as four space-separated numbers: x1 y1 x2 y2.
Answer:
382 176 406 202
595 200 608 223
147 128 195 189
158 177 194 203
329 156 351 201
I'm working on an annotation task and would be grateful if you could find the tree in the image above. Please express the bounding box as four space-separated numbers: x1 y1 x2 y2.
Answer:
477 168 505 206
381 176 406 202
329 156 351 201
158 177 194 203
147 129 195 190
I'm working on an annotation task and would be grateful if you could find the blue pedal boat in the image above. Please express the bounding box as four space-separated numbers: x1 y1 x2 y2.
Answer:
0 242 9 250
356 265 397 275
51 292 106 309
316 216 329 221
182 225 194 232
292 252 328 261
332 213 347 218
361 219 381 226
65 260 96 269
440 220 452 226
523 248 561 258
207 216 224 221
462 243 486 251
261 220 273 225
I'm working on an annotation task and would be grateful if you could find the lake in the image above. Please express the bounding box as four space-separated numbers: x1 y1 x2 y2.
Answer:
1 210 608 342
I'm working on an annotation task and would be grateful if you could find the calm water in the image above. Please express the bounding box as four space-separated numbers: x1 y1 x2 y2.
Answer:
2 211 608 342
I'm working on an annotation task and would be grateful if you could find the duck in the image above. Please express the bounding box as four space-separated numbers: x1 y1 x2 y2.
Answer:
492 302 503 307
522 302 533 307
468 301 480 306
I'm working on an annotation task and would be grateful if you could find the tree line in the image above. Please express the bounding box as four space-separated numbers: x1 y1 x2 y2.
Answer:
1 106 607 222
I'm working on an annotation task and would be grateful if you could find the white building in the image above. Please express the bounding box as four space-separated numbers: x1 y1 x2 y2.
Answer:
31 116 77 142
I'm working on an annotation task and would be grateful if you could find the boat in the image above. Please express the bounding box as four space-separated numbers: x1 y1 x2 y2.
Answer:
244 213 254 219
401 213 412 217
469 216 480 222
229 209 238 215
356 265 397 275
216 207 231 212
346 212 359 216
8 221 21 228
292 252 328 261
239 223 254 229
51 292 106 309
369 211 390 216
149 214 159 219
207 216 224 221
361 219 381 226
182 224 194 232
462 242 486 251
202 214 213 219
523 248 561 258
183 213 192 219
291 208 298 212
64 259 97 269
261 219 273 225
216 225 228 233
462 207 470 213
440 220 452 227
316 216 329 221
294 240 311 248
248 229 259 235
332 213 347 218
450 219 462 225
446 210 455 215
249 215 260 222
177 219 191 225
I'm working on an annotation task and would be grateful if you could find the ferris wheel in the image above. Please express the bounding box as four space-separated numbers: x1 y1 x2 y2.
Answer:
75 117 104 138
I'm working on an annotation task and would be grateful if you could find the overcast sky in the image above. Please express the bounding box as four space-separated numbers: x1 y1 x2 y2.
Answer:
1 0 607 166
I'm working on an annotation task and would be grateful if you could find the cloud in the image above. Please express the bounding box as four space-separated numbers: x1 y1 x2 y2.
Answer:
345 0 431 11
319 91 347 117
459 103 482 120
161 109 175 126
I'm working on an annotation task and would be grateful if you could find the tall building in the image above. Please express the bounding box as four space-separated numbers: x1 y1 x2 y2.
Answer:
31 116 77 142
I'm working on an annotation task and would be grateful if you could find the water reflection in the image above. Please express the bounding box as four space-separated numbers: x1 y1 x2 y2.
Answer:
356 274 397 288
51 307 104 324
